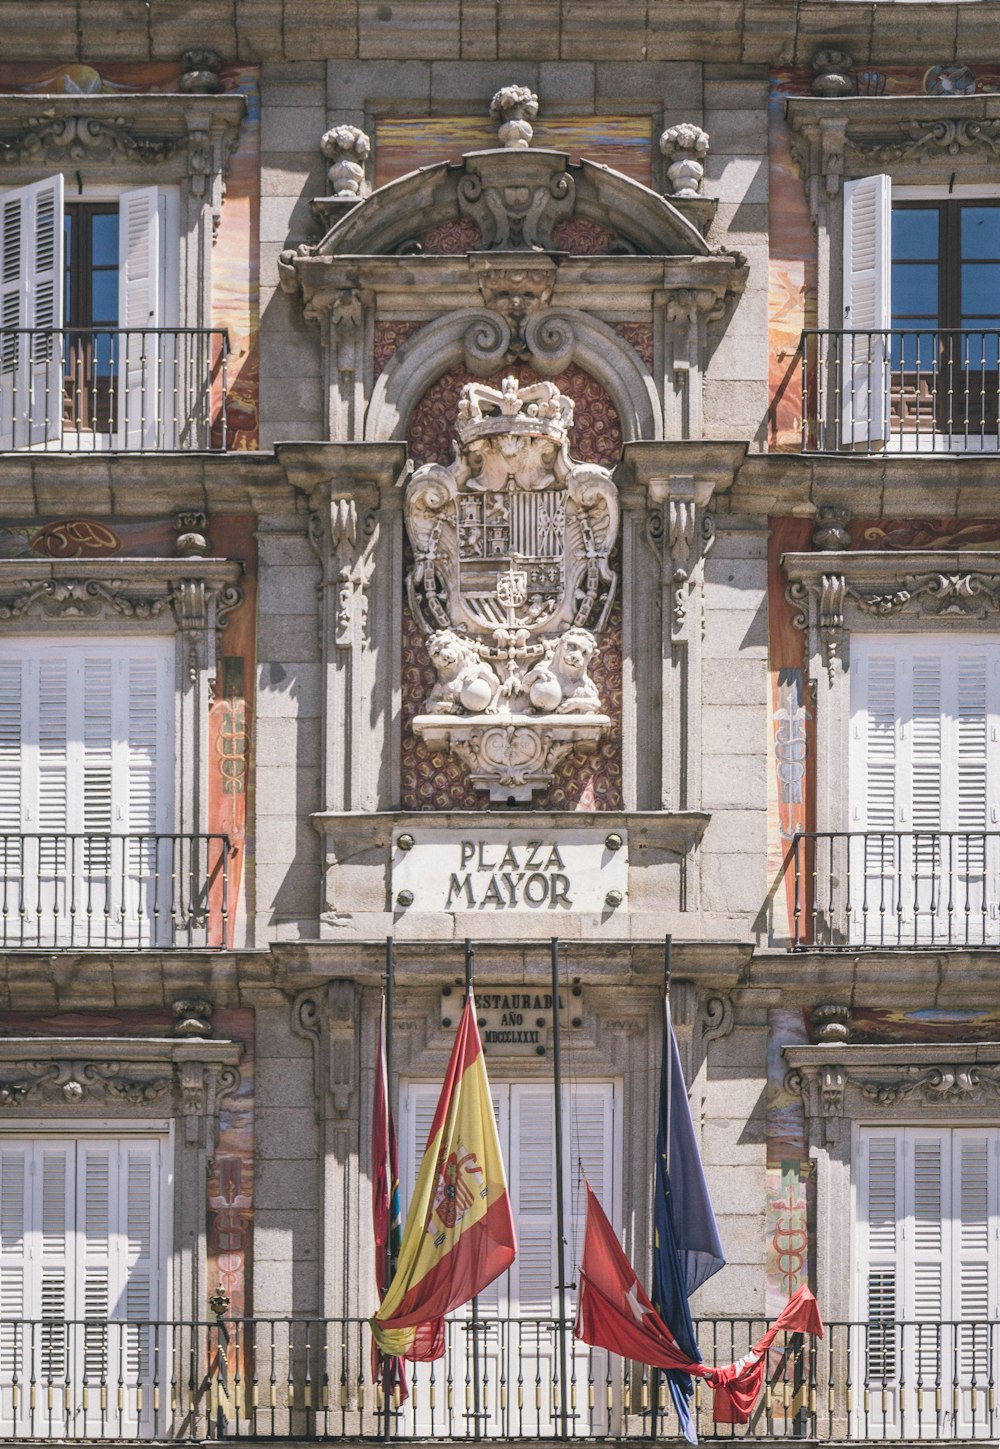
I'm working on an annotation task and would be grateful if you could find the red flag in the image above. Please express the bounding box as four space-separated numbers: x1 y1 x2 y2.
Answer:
707 1287 824 1424
575 1182 703 1375
371 998 410 1397
574 1182 825 1427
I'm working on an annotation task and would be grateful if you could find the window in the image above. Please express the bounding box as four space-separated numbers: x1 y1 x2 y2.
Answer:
842 177 1000 448
400 1080 618 1435
0 1133 169 1439
0 177 181 451
856 1125 1000 1438
849 636 1000 942
0 639 174 947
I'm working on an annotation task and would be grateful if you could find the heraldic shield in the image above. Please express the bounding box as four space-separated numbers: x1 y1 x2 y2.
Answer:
403 377 620 801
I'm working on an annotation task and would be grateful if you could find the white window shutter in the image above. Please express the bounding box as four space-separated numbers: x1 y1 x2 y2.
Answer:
842 174 891 446
0 1143 30 1416
859 1130 902 1387
0 176 65 451
509 1084 557 1317
117 186 162 450
0 662 22 835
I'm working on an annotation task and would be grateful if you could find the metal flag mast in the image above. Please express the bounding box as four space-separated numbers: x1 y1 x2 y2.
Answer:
551 936 570 1437
651 933 673 1436
465 938 484 1442
382 935 396 1441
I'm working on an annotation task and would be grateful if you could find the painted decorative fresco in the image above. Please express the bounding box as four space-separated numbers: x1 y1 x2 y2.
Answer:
768 64 1000 449
766 517 1000 942
0 61 260 450
0 1007 255 1317
374 115 652 189
399 362 624 811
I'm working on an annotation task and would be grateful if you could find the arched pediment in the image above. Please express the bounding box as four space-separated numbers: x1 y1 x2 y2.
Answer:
311 148 714 259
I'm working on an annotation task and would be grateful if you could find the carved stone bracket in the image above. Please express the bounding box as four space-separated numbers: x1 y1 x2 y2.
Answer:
0 1036 242 1147
308 494 379 651
640 475 716 643
784 548 1000 680
291 982 359 1119
784 1043 1000 1148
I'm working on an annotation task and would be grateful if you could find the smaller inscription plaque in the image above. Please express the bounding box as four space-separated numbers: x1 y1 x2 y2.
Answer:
440 987 583 1056
392 829 627 914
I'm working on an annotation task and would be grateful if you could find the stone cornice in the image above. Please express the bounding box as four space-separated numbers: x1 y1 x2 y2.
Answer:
0 93 245 180
783 548 1000 624
0 556 243 633
786 94 1000 198
275 441 409 493
620 441 747 500
783 1042 1000 1139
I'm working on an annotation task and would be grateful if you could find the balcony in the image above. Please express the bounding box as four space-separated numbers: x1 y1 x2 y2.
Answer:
799 329 1000 454
786 831 1000 951
0 1316 996 1441
0 833 234 950
0 328 230 453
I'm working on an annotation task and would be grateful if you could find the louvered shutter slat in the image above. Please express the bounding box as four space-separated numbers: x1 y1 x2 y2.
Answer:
118 186 162 449
0 177 64 450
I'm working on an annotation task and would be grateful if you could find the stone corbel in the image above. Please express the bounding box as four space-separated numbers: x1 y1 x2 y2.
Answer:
788 117 847 225
642 475 716 644
291 981 360 1119
308 491 379 652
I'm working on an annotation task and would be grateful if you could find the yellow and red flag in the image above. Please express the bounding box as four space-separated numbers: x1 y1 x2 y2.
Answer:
371 994 517 1361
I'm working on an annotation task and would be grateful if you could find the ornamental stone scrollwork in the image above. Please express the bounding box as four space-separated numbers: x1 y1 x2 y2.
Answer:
0 114 177 165
0 1039 242 1156
784 550 1000 682
850 118 1000 165
861 1065 1000 1106
291 982 359 1119
308 495 379 651
457 150 575 251
404 376 618 801
784 1044 1000 1149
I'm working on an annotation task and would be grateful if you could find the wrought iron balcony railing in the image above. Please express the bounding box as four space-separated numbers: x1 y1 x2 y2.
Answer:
0 1315 996 1441
0 327 230 452
787 830 1000 950
0 832 233 950
799 328 1000 453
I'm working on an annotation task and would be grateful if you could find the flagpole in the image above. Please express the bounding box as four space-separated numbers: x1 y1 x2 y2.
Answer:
465 938 483 1443
550 936 570 1438
382 935 395 1440
652 933 673 1437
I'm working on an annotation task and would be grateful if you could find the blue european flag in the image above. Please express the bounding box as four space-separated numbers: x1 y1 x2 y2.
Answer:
651 1010 725 1443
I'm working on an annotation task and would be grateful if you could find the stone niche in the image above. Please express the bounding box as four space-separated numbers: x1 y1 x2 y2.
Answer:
404 375 618 803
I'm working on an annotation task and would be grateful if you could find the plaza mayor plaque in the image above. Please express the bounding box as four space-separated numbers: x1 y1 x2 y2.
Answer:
391 828 627 913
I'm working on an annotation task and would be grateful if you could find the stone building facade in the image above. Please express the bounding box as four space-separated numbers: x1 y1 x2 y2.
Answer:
0 1 998 1441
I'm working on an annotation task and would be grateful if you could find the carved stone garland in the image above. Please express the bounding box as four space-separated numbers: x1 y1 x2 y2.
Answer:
404 377 619 801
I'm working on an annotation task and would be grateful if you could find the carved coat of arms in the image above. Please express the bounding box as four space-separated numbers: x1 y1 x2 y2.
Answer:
404 377 619 800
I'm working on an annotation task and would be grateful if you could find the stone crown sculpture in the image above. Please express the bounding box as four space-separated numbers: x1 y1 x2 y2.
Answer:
404 377 619 801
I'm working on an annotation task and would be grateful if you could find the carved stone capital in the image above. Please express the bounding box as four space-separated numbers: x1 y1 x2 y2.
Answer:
415 713 609 803
321 124 371 199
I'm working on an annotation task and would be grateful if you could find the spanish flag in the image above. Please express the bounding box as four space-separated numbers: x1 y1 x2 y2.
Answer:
371 994 517 1360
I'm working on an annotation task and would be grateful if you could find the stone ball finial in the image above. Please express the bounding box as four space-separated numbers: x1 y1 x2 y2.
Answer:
489 85 539 149
321 124 372 199
179 48 224 94
658 122 710 198
811 49 854 97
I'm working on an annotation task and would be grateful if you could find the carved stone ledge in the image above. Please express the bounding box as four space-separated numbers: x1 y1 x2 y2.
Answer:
783 1043 1000 1146
0 1036 242 1146
414 712 610 804
786 95 1000 206
783 548 1000 679
0 94 245 201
